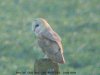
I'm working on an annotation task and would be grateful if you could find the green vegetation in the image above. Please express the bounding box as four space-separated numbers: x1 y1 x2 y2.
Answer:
0 0 100 75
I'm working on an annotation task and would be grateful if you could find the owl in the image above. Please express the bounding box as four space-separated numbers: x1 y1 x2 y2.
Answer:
32 18 65 64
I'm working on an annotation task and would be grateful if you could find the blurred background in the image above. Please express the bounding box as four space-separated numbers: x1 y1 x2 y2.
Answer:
0 0 100 75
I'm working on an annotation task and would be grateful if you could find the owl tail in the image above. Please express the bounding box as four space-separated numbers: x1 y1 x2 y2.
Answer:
59 54 65 64
54 52 65 64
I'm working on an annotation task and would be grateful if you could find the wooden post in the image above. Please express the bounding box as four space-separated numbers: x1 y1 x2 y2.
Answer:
34 58 59 75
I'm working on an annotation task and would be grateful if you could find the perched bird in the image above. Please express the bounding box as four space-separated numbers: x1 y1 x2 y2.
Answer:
32 18 65 64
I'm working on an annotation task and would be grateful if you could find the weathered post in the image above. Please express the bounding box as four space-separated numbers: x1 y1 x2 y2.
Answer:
34 58 59 75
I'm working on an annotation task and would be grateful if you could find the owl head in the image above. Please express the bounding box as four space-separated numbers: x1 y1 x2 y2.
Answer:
32 18 52 36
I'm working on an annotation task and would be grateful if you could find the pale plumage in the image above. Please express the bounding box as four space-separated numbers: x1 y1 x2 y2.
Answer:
32 18 65 64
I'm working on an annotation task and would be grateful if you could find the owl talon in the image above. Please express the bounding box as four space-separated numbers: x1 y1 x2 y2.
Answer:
44 55 48 58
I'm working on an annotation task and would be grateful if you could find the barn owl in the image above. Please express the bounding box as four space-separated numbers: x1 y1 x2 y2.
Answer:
32 18 65 64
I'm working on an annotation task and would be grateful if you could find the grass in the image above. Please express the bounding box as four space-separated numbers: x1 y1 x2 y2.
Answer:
0 0 100 75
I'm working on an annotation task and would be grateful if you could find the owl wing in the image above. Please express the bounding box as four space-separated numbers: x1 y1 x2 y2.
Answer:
41 28 63 53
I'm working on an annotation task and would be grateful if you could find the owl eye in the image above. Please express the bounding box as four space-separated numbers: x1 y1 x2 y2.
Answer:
35 24 39 28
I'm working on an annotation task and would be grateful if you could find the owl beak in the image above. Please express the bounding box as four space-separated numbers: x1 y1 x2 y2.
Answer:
32 25 35 32
34 28 36 32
